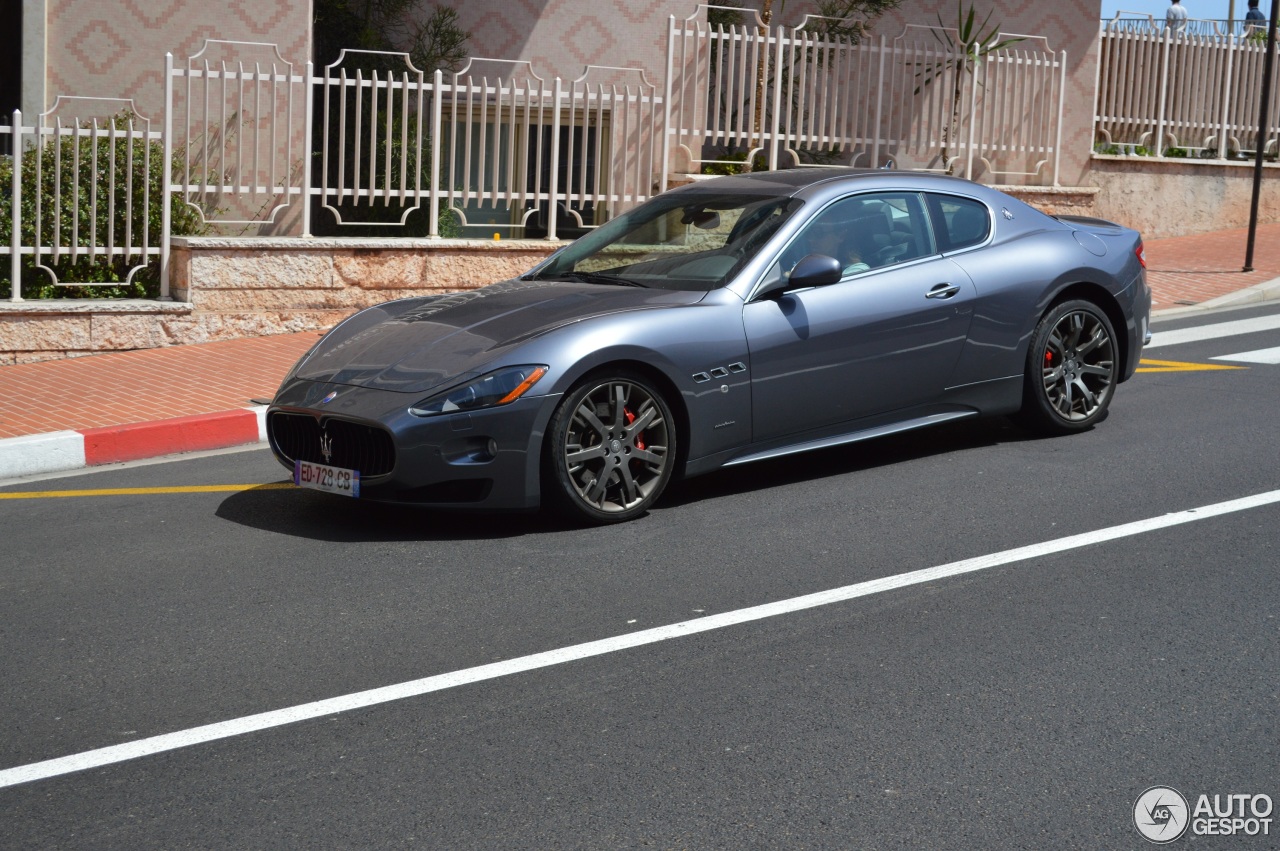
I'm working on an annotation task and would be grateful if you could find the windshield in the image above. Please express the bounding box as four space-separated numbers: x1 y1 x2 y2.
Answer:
525 192 802 291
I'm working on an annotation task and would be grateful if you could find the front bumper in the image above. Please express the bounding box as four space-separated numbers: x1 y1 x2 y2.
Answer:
268 376 559 511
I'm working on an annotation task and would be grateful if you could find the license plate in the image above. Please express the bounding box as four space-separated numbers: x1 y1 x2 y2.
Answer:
294 459 360 498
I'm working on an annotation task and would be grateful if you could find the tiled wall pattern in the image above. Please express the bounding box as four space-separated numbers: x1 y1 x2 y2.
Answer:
44 0 312 123
428 0 673 86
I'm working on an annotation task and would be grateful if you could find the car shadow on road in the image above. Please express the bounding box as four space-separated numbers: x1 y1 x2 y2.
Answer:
215 485 560 542
216 417 1052 542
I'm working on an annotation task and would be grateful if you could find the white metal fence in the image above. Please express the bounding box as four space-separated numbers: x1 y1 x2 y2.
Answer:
312 53 660 241
1095 15 1280 157
664 7 1066 185
4 97 166 300
3 40 664 301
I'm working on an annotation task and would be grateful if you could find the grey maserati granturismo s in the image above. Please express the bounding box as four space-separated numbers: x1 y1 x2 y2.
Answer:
268 168 1150 523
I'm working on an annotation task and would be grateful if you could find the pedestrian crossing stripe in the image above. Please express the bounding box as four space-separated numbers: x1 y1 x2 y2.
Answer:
1211 345 1280 365
1136 359 1247 373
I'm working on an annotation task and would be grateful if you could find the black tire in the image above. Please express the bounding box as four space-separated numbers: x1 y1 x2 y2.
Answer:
543 371 677 524
1015 299 1118 435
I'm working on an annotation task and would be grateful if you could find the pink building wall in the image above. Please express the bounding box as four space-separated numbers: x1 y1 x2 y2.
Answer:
41 0 313 122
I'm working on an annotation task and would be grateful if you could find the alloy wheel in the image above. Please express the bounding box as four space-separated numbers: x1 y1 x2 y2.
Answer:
556 377 673 518
1040 308 1116 422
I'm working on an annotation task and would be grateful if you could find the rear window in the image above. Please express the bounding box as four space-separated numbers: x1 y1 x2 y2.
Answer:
929 195 990 252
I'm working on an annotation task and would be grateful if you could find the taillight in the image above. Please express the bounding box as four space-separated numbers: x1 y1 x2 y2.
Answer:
1135 242 1147 269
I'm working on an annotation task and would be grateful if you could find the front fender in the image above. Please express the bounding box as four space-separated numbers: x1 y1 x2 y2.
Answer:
518 291 753 467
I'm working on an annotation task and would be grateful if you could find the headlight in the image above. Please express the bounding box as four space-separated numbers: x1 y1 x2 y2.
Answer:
409 365 549 417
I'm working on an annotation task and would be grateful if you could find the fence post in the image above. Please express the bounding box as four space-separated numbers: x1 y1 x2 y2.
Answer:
1155 31 1172 156
1217 34 1236 160
1053 50 1067 186
547 76 562 241
302 60 314 237
965 41 979 179
662 15 674 192
160 52 173 301
429 69 443 238
1092 30 1106 160
9 110 21 302
873 36 886 167
768 24 783 170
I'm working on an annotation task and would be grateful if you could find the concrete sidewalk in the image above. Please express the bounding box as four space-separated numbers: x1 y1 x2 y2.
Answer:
0 332 320 479
1143 222 1280 312
3 223 1280 481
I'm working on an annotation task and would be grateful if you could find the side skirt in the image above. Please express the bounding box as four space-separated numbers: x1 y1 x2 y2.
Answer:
721 410 978 469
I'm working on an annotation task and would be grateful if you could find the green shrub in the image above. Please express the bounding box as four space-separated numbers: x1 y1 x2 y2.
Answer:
0 113 215 299
702 149 765 175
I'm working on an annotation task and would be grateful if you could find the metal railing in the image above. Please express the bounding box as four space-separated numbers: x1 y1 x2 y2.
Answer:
3 98 164 301
663 7 1066 185
1103 13 1270 38
433 59 659 238
163 40 311 298
1095 15 1280 159
2 15 1080 303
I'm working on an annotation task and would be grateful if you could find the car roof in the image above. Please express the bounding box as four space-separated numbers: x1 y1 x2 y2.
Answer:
674 167 993 198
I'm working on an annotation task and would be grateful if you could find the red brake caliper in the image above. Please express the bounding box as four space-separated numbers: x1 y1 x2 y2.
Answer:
625 408 646 451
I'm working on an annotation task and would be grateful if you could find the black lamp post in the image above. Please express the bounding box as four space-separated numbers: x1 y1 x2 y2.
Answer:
1244 0 1280 272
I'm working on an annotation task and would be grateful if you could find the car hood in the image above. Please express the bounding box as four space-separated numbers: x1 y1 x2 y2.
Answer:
294 278 705 393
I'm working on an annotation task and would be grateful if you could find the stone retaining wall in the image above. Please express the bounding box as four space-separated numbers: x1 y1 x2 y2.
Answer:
1089 157 1280 239
1 238 560 364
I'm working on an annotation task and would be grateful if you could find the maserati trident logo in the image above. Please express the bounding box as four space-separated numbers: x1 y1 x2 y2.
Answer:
319 431 334 464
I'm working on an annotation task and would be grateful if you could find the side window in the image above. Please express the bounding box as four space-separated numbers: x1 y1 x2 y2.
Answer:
779 191 935 279
929 194 991 252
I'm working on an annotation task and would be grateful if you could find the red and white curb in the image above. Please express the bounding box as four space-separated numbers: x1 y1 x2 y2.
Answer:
0 406 267 480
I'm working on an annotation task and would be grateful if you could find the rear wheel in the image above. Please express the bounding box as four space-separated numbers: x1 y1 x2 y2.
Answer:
1016 299 1118 434
544 372 676 524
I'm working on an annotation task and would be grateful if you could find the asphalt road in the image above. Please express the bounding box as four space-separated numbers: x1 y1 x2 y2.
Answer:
2 303 1279 849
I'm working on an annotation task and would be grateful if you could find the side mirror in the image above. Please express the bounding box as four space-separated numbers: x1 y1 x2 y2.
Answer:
787 254 843 289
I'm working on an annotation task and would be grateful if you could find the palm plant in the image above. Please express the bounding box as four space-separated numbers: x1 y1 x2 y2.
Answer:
914 2 1024 174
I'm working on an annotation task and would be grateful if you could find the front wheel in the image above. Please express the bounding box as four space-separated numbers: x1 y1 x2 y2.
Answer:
544 372 677 524
1016 299 1118 435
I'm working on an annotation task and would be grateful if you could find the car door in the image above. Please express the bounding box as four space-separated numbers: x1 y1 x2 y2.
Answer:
742 191 977 443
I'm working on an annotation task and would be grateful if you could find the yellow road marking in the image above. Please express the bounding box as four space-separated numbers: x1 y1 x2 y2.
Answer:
0 483 295 500
1137 358 1246 373
0 357 1249 502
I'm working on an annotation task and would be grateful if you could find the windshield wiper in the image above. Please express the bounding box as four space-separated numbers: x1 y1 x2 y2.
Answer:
542 270 648 288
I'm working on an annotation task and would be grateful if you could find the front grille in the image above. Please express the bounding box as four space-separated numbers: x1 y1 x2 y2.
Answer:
270 412 396 477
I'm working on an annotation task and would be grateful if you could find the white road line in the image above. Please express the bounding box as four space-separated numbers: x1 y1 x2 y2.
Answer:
1212 346 1280 365
3 488 1280 791
1146 314 1280 349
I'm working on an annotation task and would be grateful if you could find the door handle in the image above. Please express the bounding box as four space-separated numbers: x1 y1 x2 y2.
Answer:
926 283 961 299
